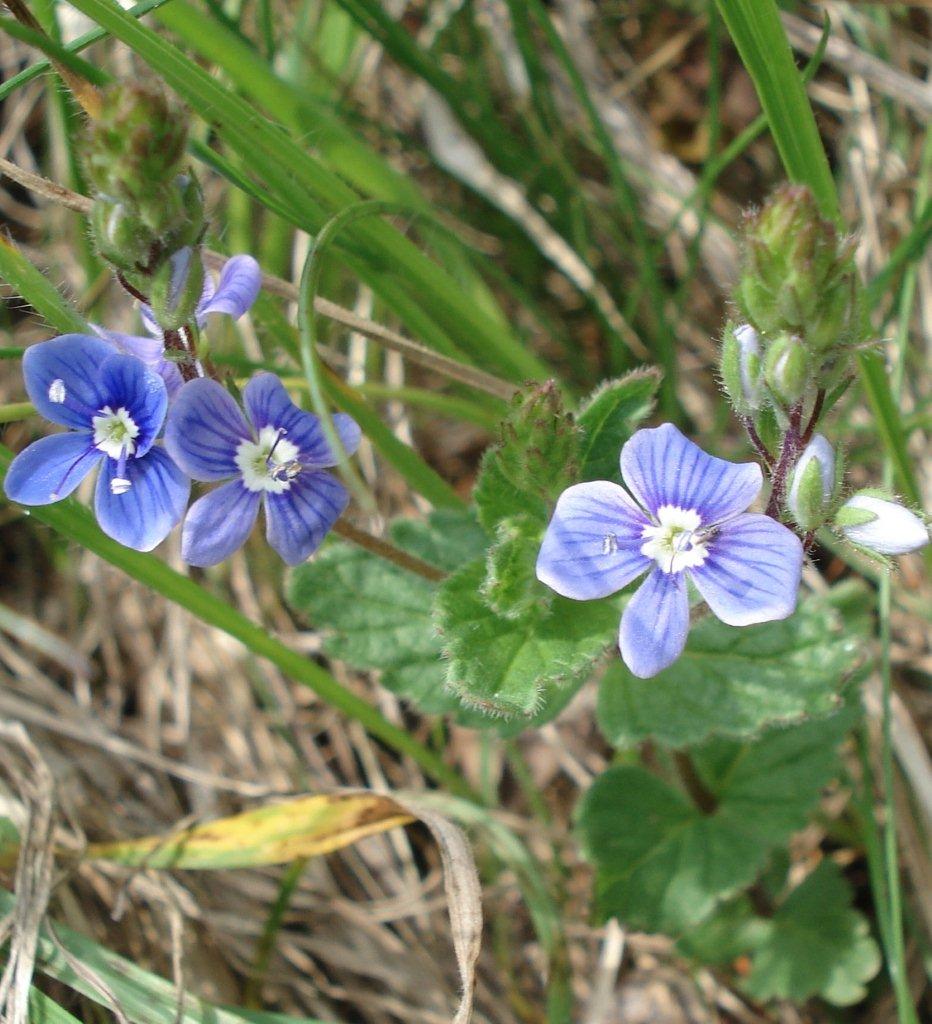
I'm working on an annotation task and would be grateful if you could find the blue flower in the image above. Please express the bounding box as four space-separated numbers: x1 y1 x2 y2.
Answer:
3 335 190 551
536 423 803 678
164 374 361 566
93 254 262 398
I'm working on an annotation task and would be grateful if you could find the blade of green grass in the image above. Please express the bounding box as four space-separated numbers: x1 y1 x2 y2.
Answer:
66 0 547 382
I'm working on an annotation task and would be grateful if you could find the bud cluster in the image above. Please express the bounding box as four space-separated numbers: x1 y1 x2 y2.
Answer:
82 82 206 330
720 185 869 421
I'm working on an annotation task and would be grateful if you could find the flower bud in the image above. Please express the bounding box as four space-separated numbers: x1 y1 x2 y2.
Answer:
835 491 929 555
765 333 809 405
148 246 205 331
89 197 157 272
720 322 763 414
787 434 836 530
82 82 188 205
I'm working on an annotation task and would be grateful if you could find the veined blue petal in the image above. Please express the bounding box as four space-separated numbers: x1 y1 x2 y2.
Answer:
181 480 261 566
92 325 164 364
164 379 251 481
264 470 347 565
620 423 762 524
619 568 689 678
536 481 651 600
98 353 167 457
197 255 261 322
95 447 190 552
690 513 802 626
23 334 116 429
243 374 361 466
4 432 101 505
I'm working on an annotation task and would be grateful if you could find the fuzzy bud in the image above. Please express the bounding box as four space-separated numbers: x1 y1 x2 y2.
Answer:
720 322 763 414
765 333 809 406
787 434 837 530
148 246 205 331
835 491 929 556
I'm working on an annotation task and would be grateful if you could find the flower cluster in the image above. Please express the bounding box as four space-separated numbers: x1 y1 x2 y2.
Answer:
3 257 359 564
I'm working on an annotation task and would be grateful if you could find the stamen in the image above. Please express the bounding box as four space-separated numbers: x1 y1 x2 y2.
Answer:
265 428 289 465
110 477 132 495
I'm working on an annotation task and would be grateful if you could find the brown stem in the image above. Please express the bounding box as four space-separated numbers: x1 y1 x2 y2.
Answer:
673 751 718 815
116 271 149 305
764 402 804 519
740 415 774 469
333 520 445 582
799 388 826 447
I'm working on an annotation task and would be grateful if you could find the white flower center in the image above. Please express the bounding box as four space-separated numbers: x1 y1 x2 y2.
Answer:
235 426 301 494
92 406 140 459
640 505 709 574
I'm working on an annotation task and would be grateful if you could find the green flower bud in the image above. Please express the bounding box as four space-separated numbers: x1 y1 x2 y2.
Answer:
89 197 157 272
148 246 205 331
765 333 809 406
720 322 763 414
82 82 188 205
787 434 837 530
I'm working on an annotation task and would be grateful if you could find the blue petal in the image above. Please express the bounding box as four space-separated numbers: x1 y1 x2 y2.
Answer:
97 353 167 457
536 481 651 600
95 447 190 551
93 325 164 364
619 568 689 678
264 471 348 565
243 374 361 466
181 480 260 566
198 255 261 321
620 424 762 524
164 379 251 481
690 513 802 626
23 334 117 429
4 432 101 505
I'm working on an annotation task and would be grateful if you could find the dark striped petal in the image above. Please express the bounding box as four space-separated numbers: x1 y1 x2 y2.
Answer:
621 423 762 524
619 568 689 678
690 513 802 627
164 378 251 481
264 471 348 566
536 481 650 600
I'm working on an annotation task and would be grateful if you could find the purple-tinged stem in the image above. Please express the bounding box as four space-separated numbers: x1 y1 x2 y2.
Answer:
799 388 826 447
765 402 804 519
740 415 774 469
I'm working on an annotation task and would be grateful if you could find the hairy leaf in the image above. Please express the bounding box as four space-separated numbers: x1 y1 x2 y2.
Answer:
596 597 862 747
436 558 614 718
576 368 661 482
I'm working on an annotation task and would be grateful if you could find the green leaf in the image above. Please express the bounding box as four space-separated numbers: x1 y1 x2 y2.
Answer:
745 860 881 1005
474 381 580 533
576 368 662 482
289 511 583 731
481 516 547 620
596 597 862 748
577 712 852 934
288 511 485 717
436 558 615 718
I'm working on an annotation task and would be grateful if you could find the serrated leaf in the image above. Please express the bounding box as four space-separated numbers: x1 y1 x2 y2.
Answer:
474 381 580 532
746 860 881 1005
288 510 582 733
577 712 851 934
596 597 862 748
576 369 662 482
436 558 615 718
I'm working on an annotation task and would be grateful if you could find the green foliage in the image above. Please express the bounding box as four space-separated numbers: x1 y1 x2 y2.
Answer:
482 517 548 620
681 862 881 1006
576 369 661 482
473 381 579 533
596 597 862 748
436 558 615 718
0 237 88 335
576 711 853 934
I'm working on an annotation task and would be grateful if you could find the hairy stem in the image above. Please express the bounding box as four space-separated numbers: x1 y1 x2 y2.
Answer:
799 387 826 447
739 414 774 469
765 402 803 519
